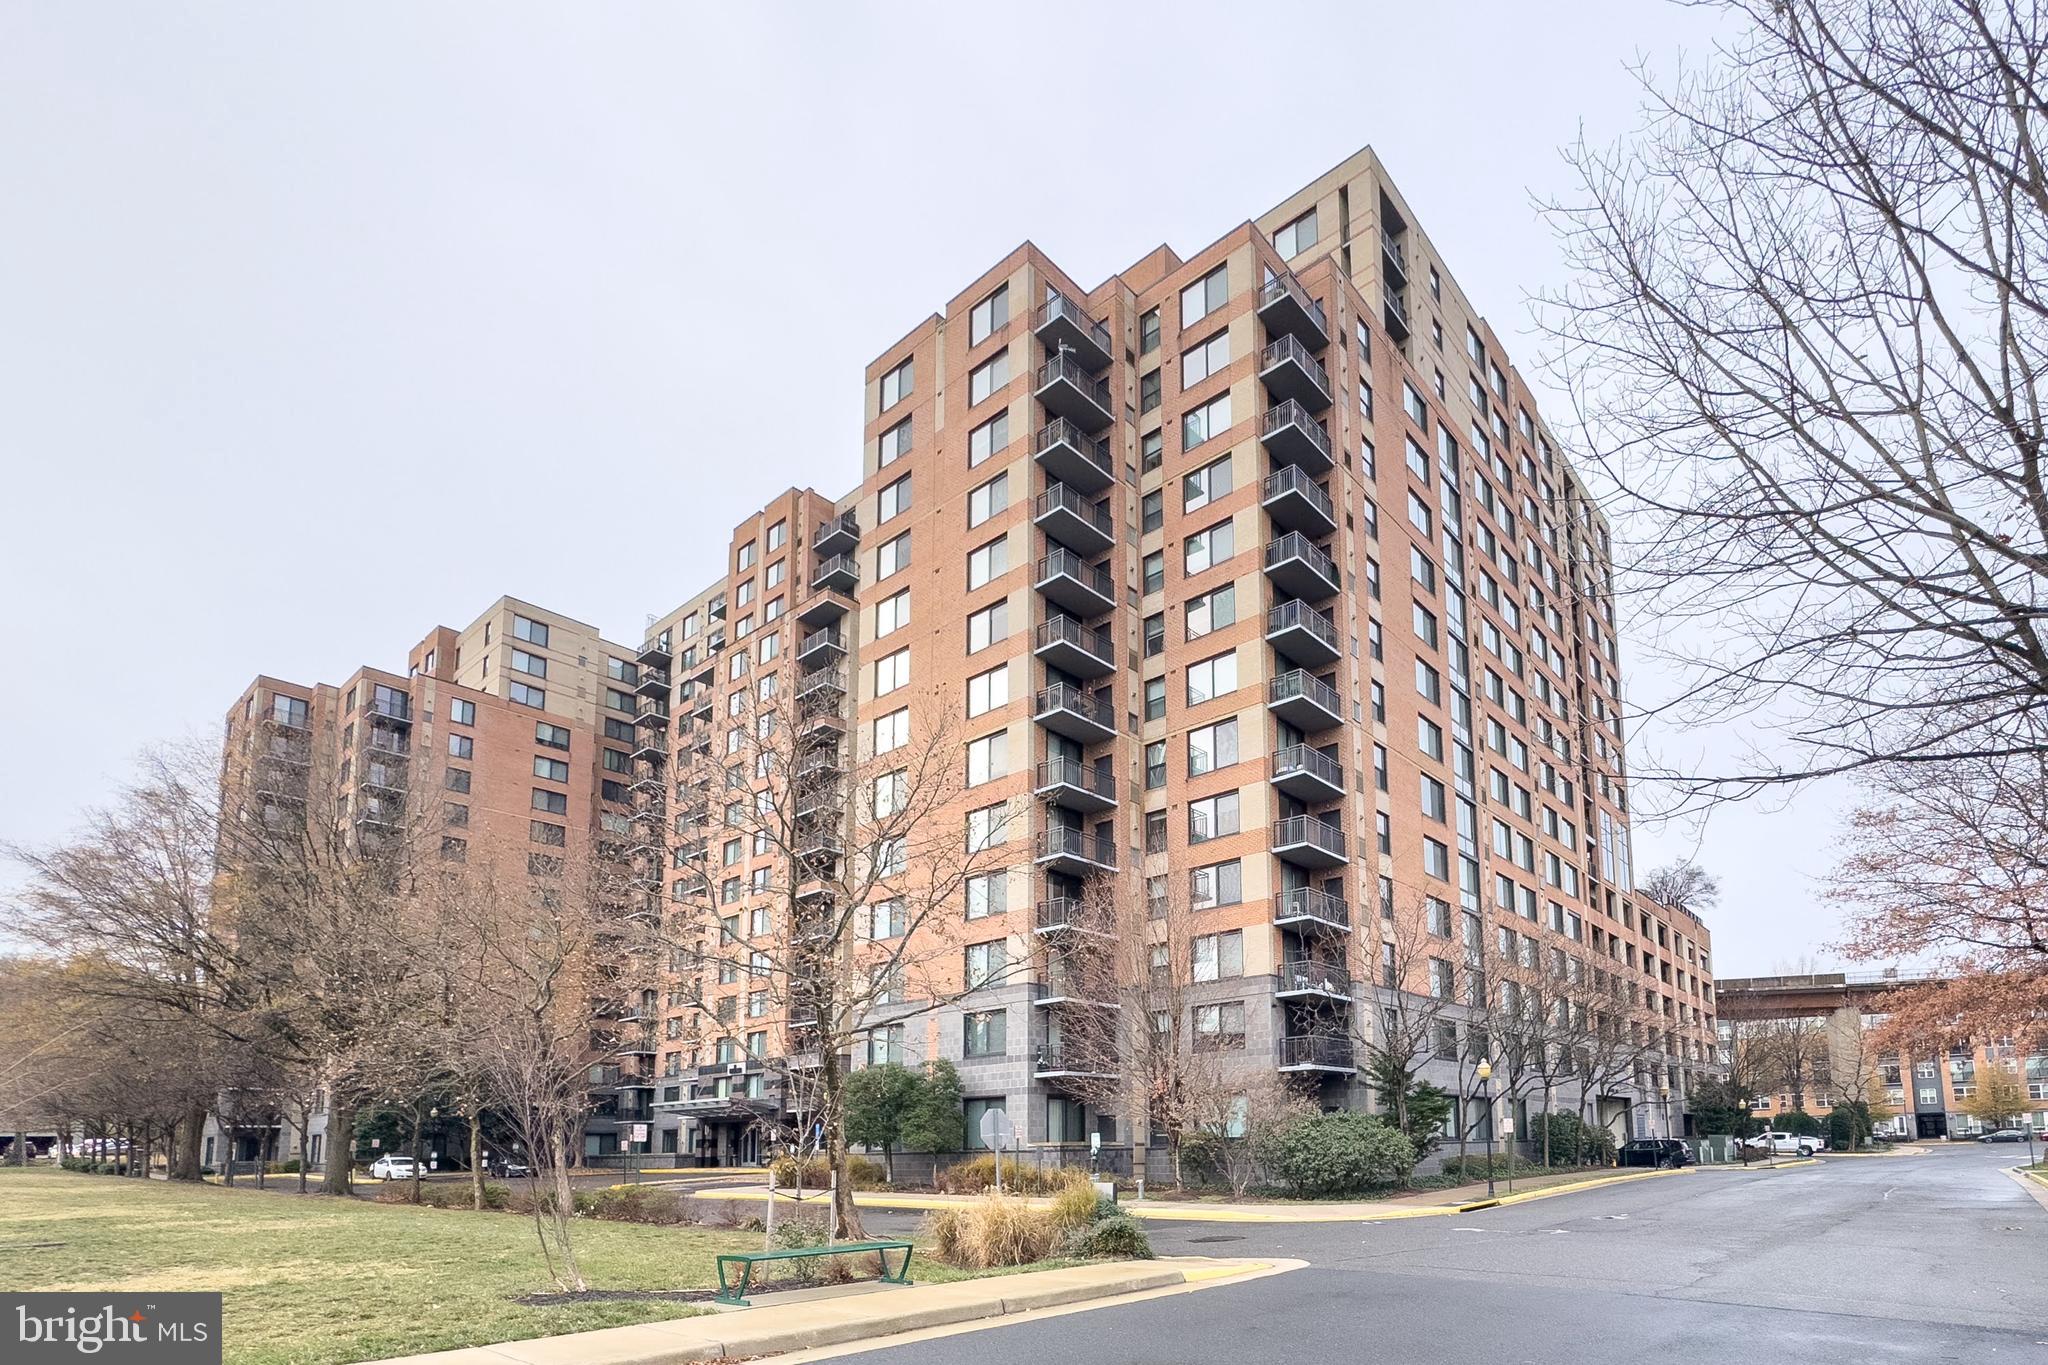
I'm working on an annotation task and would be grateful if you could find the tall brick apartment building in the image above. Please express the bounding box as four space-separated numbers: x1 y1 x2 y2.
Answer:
225 146 1718 1169
631 146 1717 1165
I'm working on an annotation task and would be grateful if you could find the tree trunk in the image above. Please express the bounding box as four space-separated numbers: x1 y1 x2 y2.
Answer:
820 1052 865 1241
321 1096 355 1197
171 1107 204 1182
296 1112 310 1194
468 1112 484 1211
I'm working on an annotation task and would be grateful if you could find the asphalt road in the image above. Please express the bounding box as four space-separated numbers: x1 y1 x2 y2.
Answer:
836 1146 2048 1364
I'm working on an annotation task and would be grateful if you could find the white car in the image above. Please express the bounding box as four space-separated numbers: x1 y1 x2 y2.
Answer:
1742 1130 1820 1156
368 1155 420 1180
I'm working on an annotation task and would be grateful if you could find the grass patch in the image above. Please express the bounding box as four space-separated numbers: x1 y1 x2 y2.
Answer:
1 1169 792 1364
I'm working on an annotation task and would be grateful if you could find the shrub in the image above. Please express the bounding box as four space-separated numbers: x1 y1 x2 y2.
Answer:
1049 1179 1101 1230
1776 1109 1823 1138
1435 1153 1603 1182
1266 1113 1417 1197
935 1155 1089 1196
589 1184 688 1224
920 1193 1058 1268
272 1158 301 1174
771 1213 830 1285
768 1154 886 1190
1824 1108 1857 1152
1530 1112 1618 1166
1081 1215 1152 1259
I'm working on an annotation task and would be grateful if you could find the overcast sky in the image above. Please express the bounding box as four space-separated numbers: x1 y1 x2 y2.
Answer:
0 0 1851 974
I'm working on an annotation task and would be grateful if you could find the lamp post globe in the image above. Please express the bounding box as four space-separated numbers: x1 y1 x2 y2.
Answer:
1477 1059 1496 1198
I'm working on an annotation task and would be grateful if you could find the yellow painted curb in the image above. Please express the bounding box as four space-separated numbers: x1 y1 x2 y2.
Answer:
1178 1259 1271 1282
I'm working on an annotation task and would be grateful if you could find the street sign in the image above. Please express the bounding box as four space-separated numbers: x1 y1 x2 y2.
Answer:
1089 1131 1101 1154
370 1138 381 1149
631 1124 649 1143
1501 1117 1516 1137
978 1108 1017 1150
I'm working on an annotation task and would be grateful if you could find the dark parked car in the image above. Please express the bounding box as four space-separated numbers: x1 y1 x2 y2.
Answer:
1617 1138 1692 1169
490 1157 534 1178
1979 1128 2034 1144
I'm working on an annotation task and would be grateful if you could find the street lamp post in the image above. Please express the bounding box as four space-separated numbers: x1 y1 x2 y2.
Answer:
1659 1083 1672 1139
1477 1059 1496 1198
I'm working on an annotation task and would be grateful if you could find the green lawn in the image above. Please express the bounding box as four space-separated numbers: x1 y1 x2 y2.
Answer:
0 1168 927 1365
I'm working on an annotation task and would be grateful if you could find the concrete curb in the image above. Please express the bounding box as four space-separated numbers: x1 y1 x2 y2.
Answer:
686 1166 1689 1224
2007 1166 2048 1215
356 1258 1266 1365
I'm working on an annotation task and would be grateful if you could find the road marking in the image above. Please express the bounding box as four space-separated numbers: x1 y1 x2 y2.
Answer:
1452 1226 1488 1232
1883 1186 1895 1201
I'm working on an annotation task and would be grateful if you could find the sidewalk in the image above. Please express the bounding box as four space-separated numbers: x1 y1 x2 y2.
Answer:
359 1257 1283 1365
685 1165 1694 1224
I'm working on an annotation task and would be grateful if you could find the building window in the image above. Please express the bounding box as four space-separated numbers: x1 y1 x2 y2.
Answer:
969 283 1008 344
877 531 911 580
1140 307 1160 354
1180 329 1229 388
1185 651 1237 704
1180 264 1228 328
969 410 1009 466
880 357 913 409
1183 520 1235 574
877 418 912 467
1140 369 1162 414
1187 719 1238 775
444 768 471 794
969 349 1011 405
965 871 1004 919
1181 392 1232 450
532 788 568 815
1183 455 1233 512
1185 584 1235 639
874 648 911 696
1188 791 1240 843
964 939 1008 991
873 707 910 754
968 537 1010 591
966 664 1009 718
513 614 549 647
967 600 1009 653
964 1010 1007 1058
509 682 545 708
1274 207 1317 258
1189 860 1242 910
1144 612 1165 657
511 649 548 678
1145 740 1167 789
530 820 566 846
966 730 1007 785
878 474 912 522
1192 931 1244 982
1142 550 1164 594
1141 429 1164 472
968 472 1009 527
875 588 911 638
1144 677 1166 720
449 698 476 725
1193 1001 1247 1052
448 734 474 760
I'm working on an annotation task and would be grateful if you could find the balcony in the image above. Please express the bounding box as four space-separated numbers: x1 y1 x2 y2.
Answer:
1384 290 1411 342
1035 826 1117 877
1272 815 1349 869
1267 668 1342 732
1266 599 1341 668
1274 886 1351 934
637 635 672 667
1264 531 1340 601
1034 613 1116 678
1259 335 1331 411
631 731 669 764
1034 417 1115 493
1034 291 1113 372
634 666 670 697
1035 356 1114 433
636 696 670 727
1381 229 1408 288
368 697 412 726
1278 1034 1356 1074
794 744 843 782
1033 757 1117 815
1257 269 1329 349
1034 897 1111 938
796 665 846 703
811 553 860 594
1034 1040 1116 1081
1034 482 1115 556
796 589 853 628
816 511 861 557
1032 682 1116 744
795 819 843 863
1260 400 1333 474
797 625 847 666
1276 958 1353 1001
1261 466 1337 537
1034 548 1115 617
1270 744 1344 803
799 696 847 738
1034 964 1118 1009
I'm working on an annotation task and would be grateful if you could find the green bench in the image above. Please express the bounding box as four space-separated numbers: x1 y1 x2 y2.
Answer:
712 1239 914 1306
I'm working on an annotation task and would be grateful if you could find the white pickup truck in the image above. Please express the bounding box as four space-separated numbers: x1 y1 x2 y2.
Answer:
1742 1130 1821 1157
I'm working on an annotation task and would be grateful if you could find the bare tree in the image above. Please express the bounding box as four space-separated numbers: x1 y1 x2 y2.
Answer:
1639 863 1721 920
1354 893 1462 1149
1540 1 2048 802
662 685 1011 1239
